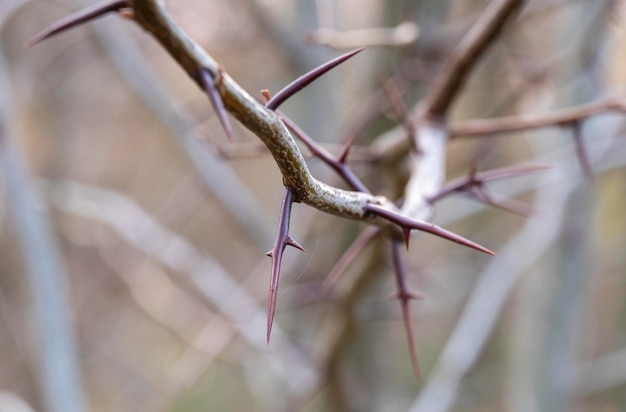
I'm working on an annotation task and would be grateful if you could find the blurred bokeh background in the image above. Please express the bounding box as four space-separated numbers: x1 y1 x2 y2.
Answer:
1 0 626 411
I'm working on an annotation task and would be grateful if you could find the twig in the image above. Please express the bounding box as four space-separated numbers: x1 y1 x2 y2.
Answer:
43 180 319 398
308 22 419 49
423 0 525 117
0 44 85 412
450 97 626 137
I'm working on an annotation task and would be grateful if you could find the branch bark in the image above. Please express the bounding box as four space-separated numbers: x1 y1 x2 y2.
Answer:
129 0 395 222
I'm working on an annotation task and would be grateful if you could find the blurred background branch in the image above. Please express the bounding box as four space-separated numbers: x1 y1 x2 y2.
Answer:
2 0 626 411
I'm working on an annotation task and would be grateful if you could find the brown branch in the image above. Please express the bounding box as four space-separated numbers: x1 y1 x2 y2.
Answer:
422 0 525 118
450 97 626 137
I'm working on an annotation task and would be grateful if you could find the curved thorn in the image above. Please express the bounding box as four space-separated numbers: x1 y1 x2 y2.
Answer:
198 68 235 142
26 0 129 47
364 204 495 256
391 241 421 379
266 48 365 110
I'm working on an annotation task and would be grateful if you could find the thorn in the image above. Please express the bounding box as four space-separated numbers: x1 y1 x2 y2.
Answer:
265 250 273 257
403 227 411 249
391 241 421 379
267 189 297 343
401 297 421 379
266 48 365 110
25 0 129 47
365 203 495 256
286 236 306 252
279 112 370 193
197 68 235 142
261 89 272 102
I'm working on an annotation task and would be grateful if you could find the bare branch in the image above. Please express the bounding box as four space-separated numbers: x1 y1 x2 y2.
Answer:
450 97 626 137
423 0 525 117
308 22 419 49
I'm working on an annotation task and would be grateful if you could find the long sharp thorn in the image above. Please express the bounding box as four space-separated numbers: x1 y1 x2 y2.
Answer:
266 48 365 110
365 204 495 256
267 247 283 344
26 0 129 47
401 298 421 379
267 189 295 344
391 242 421 379
198 68 235 142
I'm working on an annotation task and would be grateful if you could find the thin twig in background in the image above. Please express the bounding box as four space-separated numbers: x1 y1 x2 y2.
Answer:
0 45 85 412
42 180 319 404
89 18 275 246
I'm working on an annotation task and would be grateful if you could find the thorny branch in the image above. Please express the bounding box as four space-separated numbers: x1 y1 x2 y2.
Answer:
27 0 551 381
